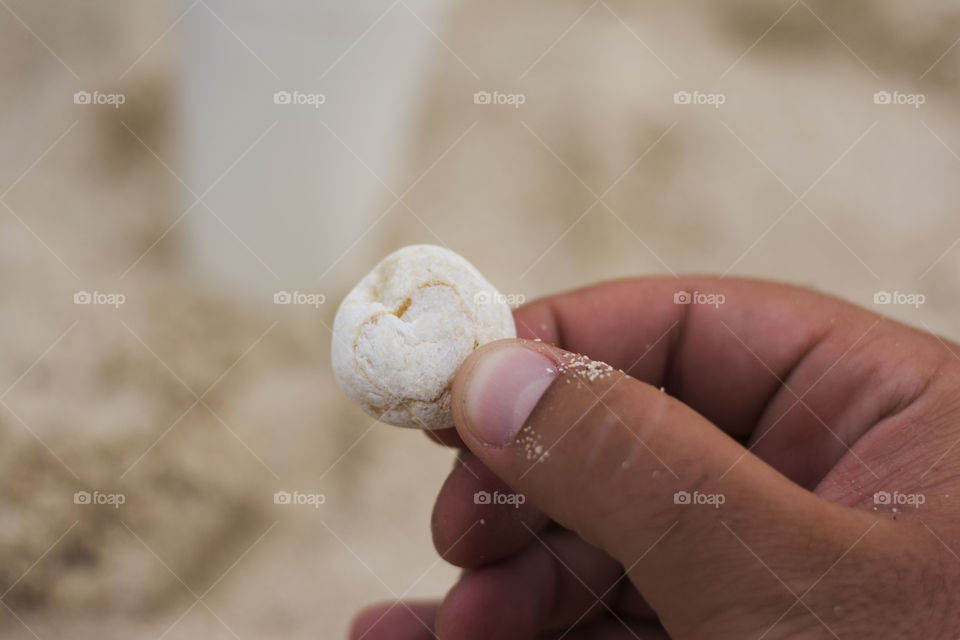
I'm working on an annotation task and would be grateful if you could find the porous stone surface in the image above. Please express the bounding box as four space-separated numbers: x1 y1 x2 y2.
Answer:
332 245 516 429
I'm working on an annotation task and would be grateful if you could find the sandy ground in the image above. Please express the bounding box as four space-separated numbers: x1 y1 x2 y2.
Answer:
1 1 960 638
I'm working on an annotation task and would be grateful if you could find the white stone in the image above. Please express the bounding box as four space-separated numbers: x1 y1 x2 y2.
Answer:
331 245 516 429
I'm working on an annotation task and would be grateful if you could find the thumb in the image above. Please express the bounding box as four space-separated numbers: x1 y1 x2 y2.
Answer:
450 339 877 636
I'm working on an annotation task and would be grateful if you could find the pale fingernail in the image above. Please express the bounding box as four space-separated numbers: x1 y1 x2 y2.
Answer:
462 344 557 447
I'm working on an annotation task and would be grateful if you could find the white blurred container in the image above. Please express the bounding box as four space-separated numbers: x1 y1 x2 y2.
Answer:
179 0 445 295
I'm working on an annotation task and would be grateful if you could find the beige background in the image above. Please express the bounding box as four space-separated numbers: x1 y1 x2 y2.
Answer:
1 1 959 638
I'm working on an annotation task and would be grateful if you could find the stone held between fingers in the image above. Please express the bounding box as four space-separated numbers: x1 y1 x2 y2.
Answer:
331 244 517 430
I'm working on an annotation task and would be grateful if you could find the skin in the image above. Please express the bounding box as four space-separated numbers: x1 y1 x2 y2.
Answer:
349 277 960 639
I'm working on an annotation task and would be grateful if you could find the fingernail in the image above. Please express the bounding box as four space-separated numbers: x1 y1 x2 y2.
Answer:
463 344 557 446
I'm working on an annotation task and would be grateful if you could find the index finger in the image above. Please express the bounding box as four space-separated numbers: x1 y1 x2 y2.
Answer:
511 276 945 446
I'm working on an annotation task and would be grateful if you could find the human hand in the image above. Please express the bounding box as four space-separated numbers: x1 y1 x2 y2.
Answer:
351 277 960 639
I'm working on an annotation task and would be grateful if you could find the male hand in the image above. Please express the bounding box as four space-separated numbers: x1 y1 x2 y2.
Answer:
352 278 960 639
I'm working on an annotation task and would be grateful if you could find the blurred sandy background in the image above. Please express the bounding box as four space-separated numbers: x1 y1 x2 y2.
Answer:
1 1 959 637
